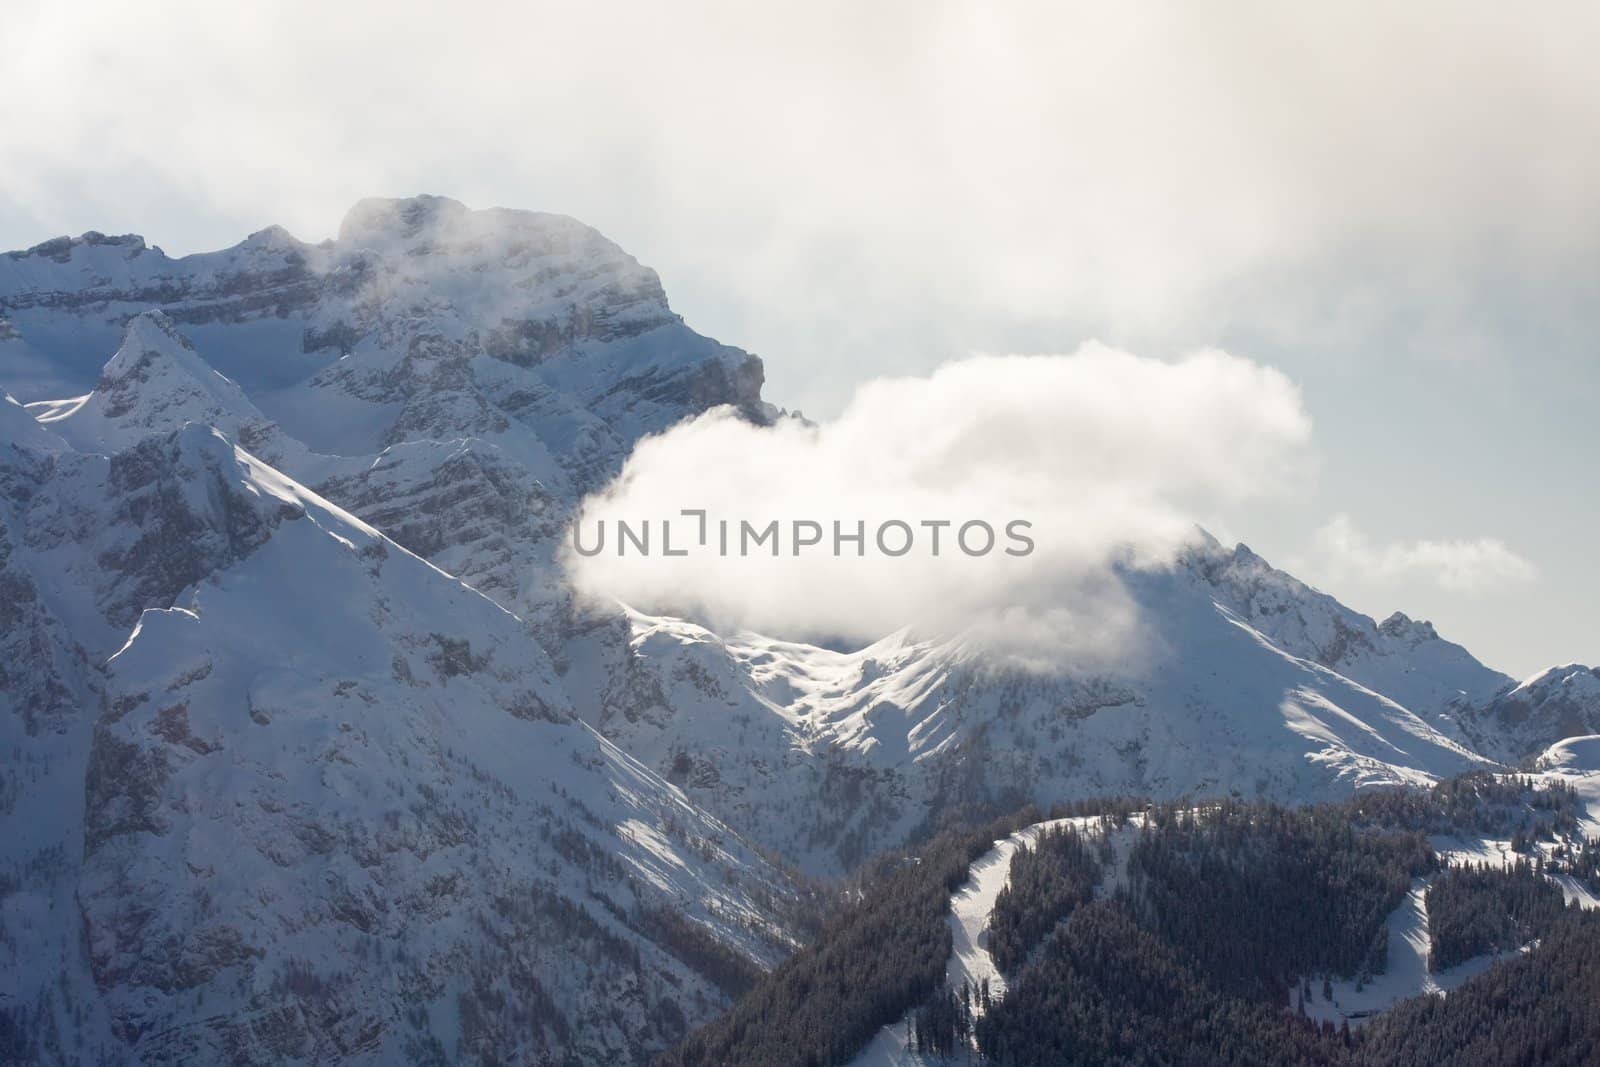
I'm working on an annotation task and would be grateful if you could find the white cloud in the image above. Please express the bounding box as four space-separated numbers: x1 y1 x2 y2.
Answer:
564 344 1311 664
1303 514 1537 595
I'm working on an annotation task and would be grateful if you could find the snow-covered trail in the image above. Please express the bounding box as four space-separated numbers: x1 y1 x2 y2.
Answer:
848 817 1094 1066
1296 818 1600 1027
1294 878 1521 1026
944 820 1071 1003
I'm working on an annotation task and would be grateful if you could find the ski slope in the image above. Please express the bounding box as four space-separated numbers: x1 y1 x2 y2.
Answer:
848 816 1137 1066
1292 877 1526 1027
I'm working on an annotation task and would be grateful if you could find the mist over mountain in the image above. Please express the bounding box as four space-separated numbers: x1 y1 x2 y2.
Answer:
1 197 1596 1064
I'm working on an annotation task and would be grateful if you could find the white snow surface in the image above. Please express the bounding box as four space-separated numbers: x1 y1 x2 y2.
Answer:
1302 744 1600 1027
846 821 1060 1067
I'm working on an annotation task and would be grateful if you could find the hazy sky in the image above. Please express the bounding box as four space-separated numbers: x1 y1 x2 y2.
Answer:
2 1 1596 676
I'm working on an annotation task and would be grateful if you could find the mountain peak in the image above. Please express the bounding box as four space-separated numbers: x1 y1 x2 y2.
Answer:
1513 663 1600 695
7 230 148 264
330 194 643 275
96 310 239 402
1378 611 1440 643
1229 541 1267 567
1458 662 1600 762
336 193 472 247
32 311 282 456
238 223 304 251
106 309 194 363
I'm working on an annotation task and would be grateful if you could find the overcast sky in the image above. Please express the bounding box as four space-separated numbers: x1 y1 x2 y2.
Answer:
2 1 1596 677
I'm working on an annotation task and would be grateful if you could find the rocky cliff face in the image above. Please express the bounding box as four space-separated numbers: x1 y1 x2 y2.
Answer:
1 195 767 453
9 198 771 624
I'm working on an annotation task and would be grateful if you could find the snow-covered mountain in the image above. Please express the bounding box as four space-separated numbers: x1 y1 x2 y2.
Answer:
568 540 1502 873
4 195 771 619
1459 666 1600 764
0 418 794 1059
1182 533 1511 719
2 196 1596 1060
29 310 283 458
588 529 1597 875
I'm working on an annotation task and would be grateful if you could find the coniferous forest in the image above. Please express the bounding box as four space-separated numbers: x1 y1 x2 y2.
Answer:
1424 860 1566 970
1122 801 1430 999
988 824 1102 974
1355 910 1600 1065
665 775 1600 1067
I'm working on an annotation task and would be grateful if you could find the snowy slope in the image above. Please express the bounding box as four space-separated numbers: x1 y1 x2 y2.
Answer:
1292 879 1529 1028
1 388 68 456
582 552 1492 875
848 819 1077 1067
0 415 797 1064
848 813 1134 1066
1534 734 1600 843
1183 533 1511 723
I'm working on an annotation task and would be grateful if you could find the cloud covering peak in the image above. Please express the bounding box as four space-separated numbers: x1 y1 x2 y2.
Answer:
565 344 1312 662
